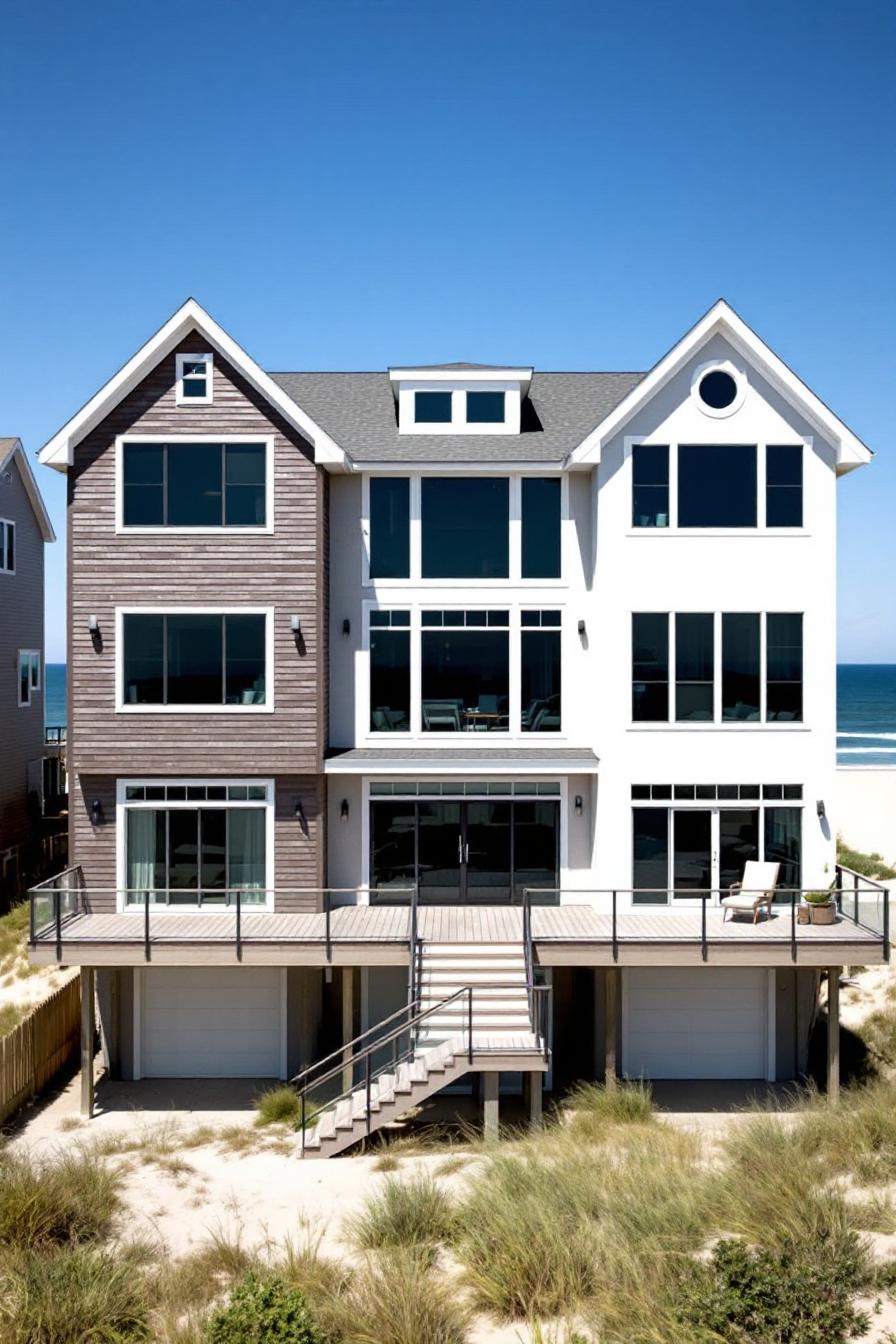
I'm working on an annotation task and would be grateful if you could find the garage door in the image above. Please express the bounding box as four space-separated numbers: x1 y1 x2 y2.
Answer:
623 967 769 1080
141 968 282 1078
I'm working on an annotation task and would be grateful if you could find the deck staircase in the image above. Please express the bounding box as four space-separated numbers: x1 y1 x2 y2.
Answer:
297 933 548 1159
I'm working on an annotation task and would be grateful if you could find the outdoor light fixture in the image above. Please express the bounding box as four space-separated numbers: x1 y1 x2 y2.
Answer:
342 618 351 638
340 798 350 821
88 615 99 634
574 794 583 817
89 798 103 826
816 799 826 820
290 615 301 634
577 619 586 636
295 798 308 836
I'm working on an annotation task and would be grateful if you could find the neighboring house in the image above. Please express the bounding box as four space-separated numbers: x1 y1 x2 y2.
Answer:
31 299 887 1141
0 438 55 901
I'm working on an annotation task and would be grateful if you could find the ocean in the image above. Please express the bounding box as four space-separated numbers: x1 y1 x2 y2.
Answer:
42 661 896 764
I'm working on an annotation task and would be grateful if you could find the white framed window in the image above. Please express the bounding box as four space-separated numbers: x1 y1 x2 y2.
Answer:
115 435 273 533
117 778 274 911
115 606 274 713
175 351 213 405
18 650 40 707
0 519 15 573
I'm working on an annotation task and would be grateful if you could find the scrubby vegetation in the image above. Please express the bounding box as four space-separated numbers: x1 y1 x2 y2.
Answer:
205 1272 321 1344
837 837 896 880
346 1172 456 1252
254 1084 302 1127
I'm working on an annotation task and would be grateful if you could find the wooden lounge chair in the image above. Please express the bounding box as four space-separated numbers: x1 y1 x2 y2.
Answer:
721 860 781 923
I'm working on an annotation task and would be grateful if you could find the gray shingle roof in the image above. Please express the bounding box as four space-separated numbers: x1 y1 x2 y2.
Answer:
268 372 643 463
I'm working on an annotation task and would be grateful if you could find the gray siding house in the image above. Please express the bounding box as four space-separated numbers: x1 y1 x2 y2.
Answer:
0 438 55 897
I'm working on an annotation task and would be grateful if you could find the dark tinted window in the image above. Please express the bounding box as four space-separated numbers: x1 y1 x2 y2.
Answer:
719 809 759 889
122 613 265 706
765 807 801 892
766 445 803 527
122 442 266 527
370 802 417 893
722 613 760 719
633 808 668 903
675 613 713 721
521 628 561 732
370 477 410 578
678 445 757 527
370 617 410 731
466 391 505 423
421 477 509 578
766 613 803 721
632 613 668 721
632 444 669 527
422 626 509 732
415 391 452 423
698 369 738 409
521 477 561 577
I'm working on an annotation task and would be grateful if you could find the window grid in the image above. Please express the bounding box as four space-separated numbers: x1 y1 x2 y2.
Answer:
629 441 805 530
631 784 803 801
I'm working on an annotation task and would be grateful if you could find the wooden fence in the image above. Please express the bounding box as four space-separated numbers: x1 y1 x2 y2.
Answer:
0 975 81 1125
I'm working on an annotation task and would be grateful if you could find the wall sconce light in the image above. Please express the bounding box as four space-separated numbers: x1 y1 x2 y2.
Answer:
340 798 350 822
290 615 301 634
577 619 586 636
342 618 351 639
574 794 583 817
88 615 99 634
90 798 103 826
816 799 826 820
295 798 308 836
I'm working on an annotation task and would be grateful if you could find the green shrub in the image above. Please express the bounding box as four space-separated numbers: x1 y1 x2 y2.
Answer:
0 1245 149 1343
346 1172 456 1251
0 1147 121 1248
331 1247 469 1344
205 1272 321 1344
561 1080 653 1140
837 841 896 881
254 1086 301 1127
674 1232 871 1343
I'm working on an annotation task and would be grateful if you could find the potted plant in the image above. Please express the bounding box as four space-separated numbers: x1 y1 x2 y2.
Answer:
804 889 838 925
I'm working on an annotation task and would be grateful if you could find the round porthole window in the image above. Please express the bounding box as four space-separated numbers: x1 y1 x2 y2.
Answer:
691 361 746 417
698 369 738 409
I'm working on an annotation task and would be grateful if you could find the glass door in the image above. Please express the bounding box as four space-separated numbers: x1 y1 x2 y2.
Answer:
417 801 462 903
719 809 759 892
672 809 712 898
464 802 512 902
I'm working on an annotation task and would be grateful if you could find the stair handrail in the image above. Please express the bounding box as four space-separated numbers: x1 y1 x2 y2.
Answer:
290 997 422 1094
407 882 419 1013
297 986 471 1156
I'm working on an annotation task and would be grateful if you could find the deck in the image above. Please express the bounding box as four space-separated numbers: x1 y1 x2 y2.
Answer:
29 900 887 968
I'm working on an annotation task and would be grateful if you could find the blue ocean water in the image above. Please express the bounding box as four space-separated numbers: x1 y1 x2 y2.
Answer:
40 661 896 762
837 664 896 766
44 663 66 729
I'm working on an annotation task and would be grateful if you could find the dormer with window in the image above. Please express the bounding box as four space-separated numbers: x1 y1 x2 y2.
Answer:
389 363 532 435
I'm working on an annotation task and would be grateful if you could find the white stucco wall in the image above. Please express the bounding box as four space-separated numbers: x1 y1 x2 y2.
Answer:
835 768 896 865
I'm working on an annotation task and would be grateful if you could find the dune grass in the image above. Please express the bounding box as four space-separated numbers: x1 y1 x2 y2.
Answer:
0 1147 121 1249
254 1084 301 1127
345 1172 457 1251
329 1247 470 1344
837 839 896 881
0 1244 150 1344
560 1080 654 1140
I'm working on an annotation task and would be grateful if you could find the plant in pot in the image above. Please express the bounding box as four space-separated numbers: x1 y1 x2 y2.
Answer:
805 889 837 925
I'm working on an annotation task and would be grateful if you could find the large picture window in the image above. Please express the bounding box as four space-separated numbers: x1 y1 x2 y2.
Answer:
121 441 267 528
122 612 267 707
421 609 509 732
421 478 509 579
123 781 269 906
678 444 757 527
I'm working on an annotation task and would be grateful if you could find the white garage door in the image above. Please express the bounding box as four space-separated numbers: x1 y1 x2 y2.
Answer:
623 967 770 1080
141 968 283 1078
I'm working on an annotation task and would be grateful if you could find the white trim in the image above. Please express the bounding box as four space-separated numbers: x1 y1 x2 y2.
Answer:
389 365 533 387
17 650 40 707
175 351 213 406
114 606 274 713
690 359 747 419
115 776 275 913
0 518 15 574
0 440 55 541
114 434 274 534
328 758 597 775
39 298 347 471
571 300 872 473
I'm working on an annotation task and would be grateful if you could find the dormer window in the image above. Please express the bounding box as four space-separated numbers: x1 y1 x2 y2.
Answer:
466 391 505 424
414 392 452 424
176 352 213 405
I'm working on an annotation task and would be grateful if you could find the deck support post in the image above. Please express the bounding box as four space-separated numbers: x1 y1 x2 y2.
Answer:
605 966 620 1088
341 968 354 1094
482 1071 499 1142
80 968 95 1119
827 966 841 1103
524 1071 542 1129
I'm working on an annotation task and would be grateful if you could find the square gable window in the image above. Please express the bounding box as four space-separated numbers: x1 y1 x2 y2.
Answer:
466 391 505 424
176 352 213 405
414 391 452 424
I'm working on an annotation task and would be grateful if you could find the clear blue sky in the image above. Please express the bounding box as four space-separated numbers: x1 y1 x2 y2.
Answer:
2 0 893 663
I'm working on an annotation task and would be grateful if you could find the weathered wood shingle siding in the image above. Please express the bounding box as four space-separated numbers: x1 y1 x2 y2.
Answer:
0 460 46 850
68 337 328 910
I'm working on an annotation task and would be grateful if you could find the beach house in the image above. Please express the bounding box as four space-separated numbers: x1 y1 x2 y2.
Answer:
30 299 888 1149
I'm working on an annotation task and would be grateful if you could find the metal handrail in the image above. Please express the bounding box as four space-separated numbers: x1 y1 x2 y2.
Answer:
291 996 427 1093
